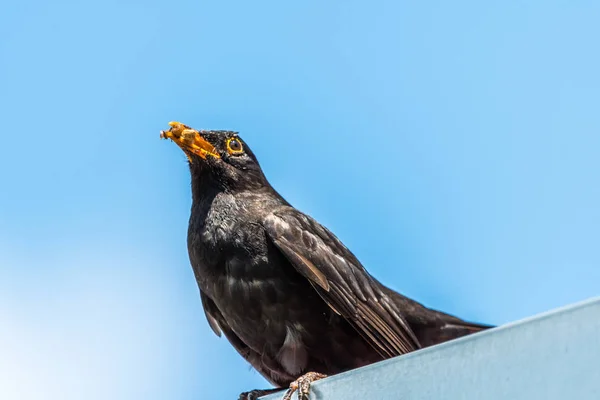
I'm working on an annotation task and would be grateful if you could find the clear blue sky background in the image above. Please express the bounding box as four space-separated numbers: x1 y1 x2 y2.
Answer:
1 1 599 399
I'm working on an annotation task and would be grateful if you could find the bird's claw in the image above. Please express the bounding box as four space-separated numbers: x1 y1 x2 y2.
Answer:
282 372 327 400
239 388 283 400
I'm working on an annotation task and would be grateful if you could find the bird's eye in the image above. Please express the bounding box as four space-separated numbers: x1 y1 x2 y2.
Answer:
226 138 244 155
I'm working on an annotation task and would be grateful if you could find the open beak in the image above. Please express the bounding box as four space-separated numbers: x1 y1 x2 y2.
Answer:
160 121 220 160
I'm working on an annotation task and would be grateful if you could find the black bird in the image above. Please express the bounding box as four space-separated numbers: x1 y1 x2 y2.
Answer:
161 122 492 400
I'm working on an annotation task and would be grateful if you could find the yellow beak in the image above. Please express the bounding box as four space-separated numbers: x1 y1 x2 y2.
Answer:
160 121 220 160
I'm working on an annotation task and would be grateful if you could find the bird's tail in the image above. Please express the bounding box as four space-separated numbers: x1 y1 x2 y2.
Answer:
416 315 494 347
379 284 494 348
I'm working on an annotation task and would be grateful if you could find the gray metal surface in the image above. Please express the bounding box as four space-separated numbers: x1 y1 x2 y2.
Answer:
262 297 600 400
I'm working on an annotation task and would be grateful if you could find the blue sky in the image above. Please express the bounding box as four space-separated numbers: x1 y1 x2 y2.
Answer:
1 1 599 399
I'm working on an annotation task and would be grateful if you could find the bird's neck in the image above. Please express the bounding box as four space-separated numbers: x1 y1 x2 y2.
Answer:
188 163 285 205
189 166 222 205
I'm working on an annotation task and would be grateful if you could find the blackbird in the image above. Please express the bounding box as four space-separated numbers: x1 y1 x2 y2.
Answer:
161 122 492 400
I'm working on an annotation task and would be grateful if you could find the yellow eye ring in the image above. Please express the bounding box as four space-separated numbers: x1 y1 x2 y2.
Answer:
226 137 244 155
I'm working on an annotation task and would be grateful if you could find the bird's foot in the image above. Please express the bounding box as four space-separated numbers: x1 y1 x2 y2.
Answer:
239 388 283 400
282 372 327 400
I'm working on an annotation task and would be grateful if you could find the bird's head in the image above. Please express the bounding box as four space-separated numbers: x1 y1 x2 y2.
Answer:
160 121 268 192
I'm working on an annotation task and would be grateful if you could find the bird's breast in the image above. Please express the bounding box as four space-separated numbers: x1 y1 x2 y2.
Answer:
213 266 330 374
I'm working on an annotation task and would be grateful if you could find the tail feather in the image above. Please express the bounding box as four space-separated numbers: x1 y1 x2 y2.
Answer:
415 317 494 347
379 285 493 347
379 283 494 348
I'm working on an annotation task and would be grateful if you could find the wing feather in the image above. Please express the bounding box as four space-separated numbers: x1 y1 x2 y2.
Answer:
263 207 421 358
200 290 222 337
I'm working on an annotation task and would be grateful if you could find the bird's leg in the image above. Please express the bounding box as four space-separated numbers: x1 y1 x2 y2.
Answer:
239 388 284 400
282 372 327 400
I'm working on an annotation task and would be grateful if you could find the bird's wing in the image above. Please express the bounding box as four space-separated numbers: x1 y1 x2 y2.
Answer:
263 207 420 358
200 290 223 337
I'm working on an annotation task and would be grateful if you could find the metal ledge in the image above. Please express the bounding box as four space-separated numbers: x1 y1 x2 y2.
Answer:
262 297 600 400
